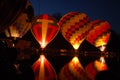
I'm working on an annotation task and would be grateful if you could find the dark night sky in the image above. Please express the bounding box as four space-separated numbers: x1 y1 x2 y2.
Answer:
30 0 120 34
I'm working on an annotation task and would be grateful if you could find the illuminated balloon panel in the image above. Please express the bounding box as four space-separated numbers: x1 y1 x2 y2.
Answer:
32 55 57 80
31 14 60 49
5 0 34 38
59 12 91 50
0 0 27 33
85 57 108 80
86 20 111 49
59 56 90 80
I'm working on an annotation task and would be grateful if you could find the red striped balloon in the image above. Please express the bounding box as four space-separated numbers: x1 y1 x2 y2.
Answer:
59 12 91 50
31 14 60 49
86 20 111 49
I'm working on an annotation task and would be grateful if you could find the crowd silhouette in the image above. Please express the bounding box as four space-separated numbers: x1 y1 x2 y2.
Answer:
0 46 34 80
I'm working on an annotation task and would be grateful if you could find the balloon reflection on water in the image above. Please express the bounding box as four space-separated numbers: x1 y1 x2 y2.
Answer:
59 56 90 80
85 20 111 80
32 54 57 80
85 56 108 80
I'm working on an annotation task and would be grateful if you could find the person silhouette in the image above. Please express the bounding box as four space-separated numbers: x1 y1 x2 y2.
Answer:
0 47 18 80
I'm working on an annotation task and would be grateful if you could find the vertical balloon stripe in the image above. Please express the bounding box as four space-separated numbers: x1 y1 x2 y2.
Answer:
39 56 45 80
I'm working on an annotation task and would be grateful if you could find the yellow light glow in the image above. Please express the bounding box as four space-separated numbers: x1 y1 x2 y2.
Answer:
99 56 105 64
73 44 80 50
94 56 107 71
96 38 106 48
40 55 45 62
68 56 85 79
99 45 106 52
5 26 19 38
72 56 79 65
40 40 47 49
39 55 45 80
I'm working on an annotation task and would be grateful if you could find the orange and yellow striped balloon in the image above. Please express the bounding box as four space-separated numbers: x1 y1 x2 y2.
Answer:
86 20 111 49
59 12 91 50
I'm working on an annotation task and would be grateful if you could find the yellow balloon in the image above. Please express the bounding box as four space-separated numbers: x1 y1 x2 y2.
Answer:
59 12 91 50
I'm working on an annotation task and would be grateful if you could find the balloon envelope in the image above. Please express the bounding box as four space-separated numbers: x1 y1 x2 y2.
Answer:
5 0 34 38
86 20 111 50
0 0 27 33
59 56 90 80
31 14 60 49
59 12 91 50
32 55 57 80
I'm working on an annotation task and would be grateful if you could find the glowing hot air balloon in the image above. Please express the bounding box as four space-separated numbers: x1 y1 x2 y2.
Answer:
4 0 34 47
0 0 27 33
31 14 60 49
5 0 34 39
31 14 59 80
85 56 108 80
32 55 57 80
86 20 111 52
59 56 90 80
59 12 91 50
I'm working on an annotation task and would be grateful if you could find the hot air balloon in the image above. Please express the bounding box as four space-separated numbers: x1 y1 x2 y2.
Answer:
85 56 108 80
59 12 91 50
86 20 111 52
32 55 57 80
31 14 59 80
31 14 60 49
0 0 27 33
5 0 34 39
3 0 34 47
86 20 111 75
59 56 90 80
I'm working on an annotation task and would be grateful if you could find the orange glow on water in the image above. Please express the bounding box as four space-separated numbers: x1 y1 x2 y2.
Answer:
72 56 79 65
94 56 108 71
100 56 105 64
